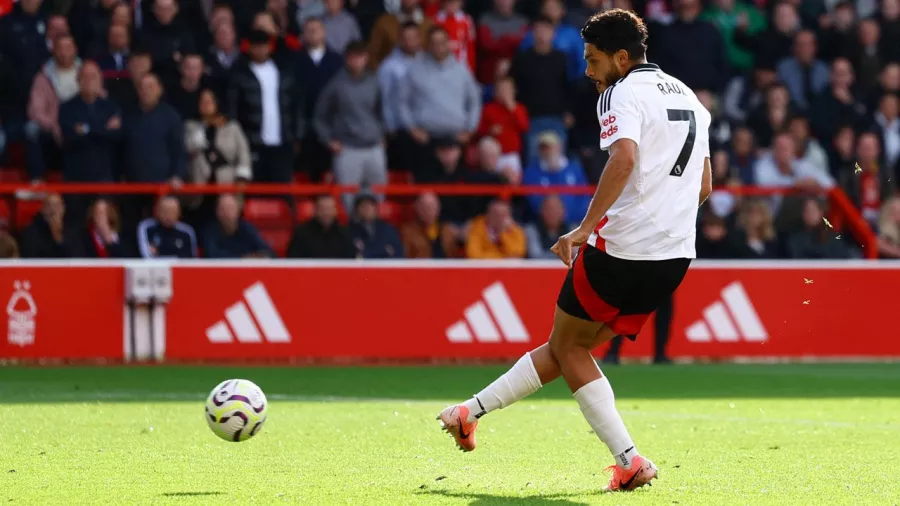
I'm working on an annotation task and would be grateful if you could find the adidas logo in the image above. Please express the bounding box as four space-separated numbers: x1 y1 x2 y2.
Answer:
685 282 768 343
206 282 291 344
445 282 529 343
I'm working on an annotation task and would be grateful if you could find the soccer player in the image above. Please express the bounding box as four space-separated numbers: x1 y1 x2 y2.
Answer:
437 9 712 491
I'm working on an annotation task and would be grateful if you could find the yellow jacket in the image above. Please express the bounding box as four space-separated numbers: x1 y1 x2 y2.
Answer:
465 216 526 259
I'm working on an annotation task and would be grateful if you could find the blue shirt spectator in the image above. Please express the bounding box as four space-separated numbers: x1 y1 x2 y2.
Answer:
204 194 273 258
522 131 590 224
58 61 122 182
776 30 830 110
137 196 198 259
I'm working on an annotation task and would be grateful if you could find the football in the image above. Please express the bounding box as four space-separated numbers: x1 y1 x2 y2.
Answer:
205 379 268 442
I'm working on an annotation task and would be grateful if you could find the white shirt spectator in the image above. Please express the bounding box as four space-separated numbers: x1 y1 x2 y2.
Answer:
249 60 282 146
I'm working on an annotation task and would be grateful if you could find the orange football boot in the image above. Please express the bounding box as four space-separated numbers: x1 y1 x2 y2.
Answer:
605 455 658 491
436 404 478 452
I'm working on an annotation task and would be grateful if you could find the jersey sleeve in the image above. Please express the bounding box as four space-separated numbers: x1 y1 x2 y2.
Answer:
597 84 641 151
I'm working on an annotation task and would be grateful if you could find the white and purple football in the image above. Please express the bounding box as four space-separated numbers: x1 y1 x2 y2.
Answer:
205 379 268 442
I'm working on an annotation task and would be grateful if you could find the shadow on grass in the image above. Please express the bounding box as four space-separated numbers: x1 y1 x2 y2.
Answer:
418 490 594 505
3 363 900 403
160 492 225 498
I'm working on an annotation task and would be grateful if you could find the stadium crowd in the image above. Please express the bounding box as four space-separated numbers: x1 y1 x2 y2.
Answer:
0 0 898 260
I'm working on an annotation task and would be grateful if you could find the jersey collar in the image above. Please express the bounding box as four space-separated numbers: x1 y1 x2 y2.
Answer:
621 62 660 80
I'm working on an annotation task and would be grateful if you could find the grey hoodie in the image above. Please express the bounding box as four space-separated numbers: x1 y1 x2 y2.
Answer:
397 54 481 136
313 68 383 147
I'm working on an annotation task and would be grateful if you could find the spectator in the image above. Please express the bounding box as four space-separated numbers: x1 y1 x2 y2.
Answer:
314 41 386 211
695 211 740 258
184 89 252 228
828 125 857 182
400 192 462 258
323 0 362 54
0 231 19 259
755 131 835 194
525 194 574 259
522 131 589 223
433 0 476 74
653 0 727 93
746 83 793 148
733 1 798 69
476 0 528 85
72 0 120 58
228 30 305 183
206 21 240 102
877 196 900 258
872 93 900 172
139 0 195 89
242 10 298 66
789 115 829 175
730 126 759 184
398 26 481 176
137 196 198 258
722 61 778 124
696 90 732 153
700 0 766 74
287 194 356 258
0 0 51 92
851 19 882 91
26 34 81 182
369 0 432 68
786 197 855 258
295 17 342 181
79 198 127 258
0 52 22 160
878 0 900 64
107 50 152 112
20 193 75 258
564 0 601 30
817 1 857 62
475 75 528 174
841 132 893 225
510 16 571 163
204 194 273 258
110 3 134 31
776 30 829 110
124 72 186 184
810 58 867 142
519 0 583 81
96 23 131 74
465 199 526 259
349 192 404 259
474 136 518 184
378 21 422 140
733 199 779 258
169 53 207 121
866 63 900 111
425 140 468 220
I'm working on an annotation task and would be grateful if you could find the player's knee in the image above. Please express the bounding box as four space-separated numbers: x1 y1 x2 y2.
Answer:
548 331 592 362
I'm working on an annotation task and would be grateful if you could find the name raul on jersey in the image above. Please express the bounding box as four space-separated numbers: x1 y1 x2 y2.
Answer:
656 81 685 96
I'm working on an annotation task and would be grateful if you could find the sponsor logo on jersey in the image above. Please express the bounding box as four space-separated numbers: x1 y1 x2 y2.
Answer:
601 114 616 127
600 125 619 140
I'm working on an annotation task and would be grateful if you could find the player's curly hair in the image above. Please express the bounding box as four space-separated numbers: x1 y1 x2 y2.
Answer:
581 9 648 60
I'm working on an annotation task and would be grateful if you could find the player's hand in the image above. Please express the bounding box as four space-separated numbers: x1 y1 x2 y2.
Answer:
550 226 591 268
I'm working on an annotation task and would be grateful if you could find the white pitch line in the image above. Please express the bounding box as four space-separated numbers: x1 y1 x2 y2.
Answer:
10 391 900 432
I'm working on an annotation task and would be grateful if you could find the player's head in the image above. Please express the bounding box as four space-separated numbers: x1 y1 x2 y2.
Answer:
581 9 648 93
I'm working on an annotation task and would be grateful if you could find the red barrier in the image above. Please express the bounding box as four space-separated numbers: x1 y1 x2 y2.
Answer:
0 266 125 360
163 261 900 361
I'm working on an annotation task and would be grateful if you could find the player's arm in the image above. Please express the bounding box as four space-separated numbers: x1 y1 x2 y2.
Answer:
578 138 637 233
700 156 712 206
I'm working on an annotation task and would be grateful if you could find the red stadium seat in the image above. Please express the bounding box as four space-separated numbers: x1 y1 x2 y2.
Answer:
0 167 26 183
378 201 399 225
15 198 42 230
388 171 412 185
295 199 314 222
259 229 292 258
0 199 10 230
243 198 291 227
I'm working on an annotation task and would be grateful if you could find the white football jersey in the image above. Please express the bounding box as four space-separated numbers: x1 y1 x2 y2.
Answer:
587 62 711 261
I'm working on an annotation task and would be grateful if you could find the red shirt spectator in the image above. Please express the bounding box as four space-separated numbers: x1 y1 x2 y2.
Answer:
422 0 441 18
434 0 476 74
476 0 528 84
476 76 529 157
0 0 13 17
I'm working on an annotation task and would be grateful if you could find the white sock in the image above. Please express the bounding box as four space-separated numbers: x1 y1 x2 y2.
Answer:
462 353 542 423
573 374 640 469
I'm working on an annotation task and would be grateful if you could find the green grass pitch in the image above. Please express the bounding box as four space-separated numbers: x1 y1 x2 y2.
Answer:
2 364 900 505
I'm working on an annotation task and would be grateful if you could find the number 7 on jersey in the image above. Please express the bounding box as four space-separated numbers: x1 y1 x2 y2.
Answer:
666 109 696 177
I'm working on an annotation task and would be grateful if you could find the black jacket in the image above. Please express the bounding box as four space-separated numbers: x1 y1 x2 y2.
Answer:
59 95 122 182
0 6 49 114
294 48 343 120
137 218 198 258
137 17 196 88
227 57 306 147
287 220 355 259
123 102 187 182
19 215 75 258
